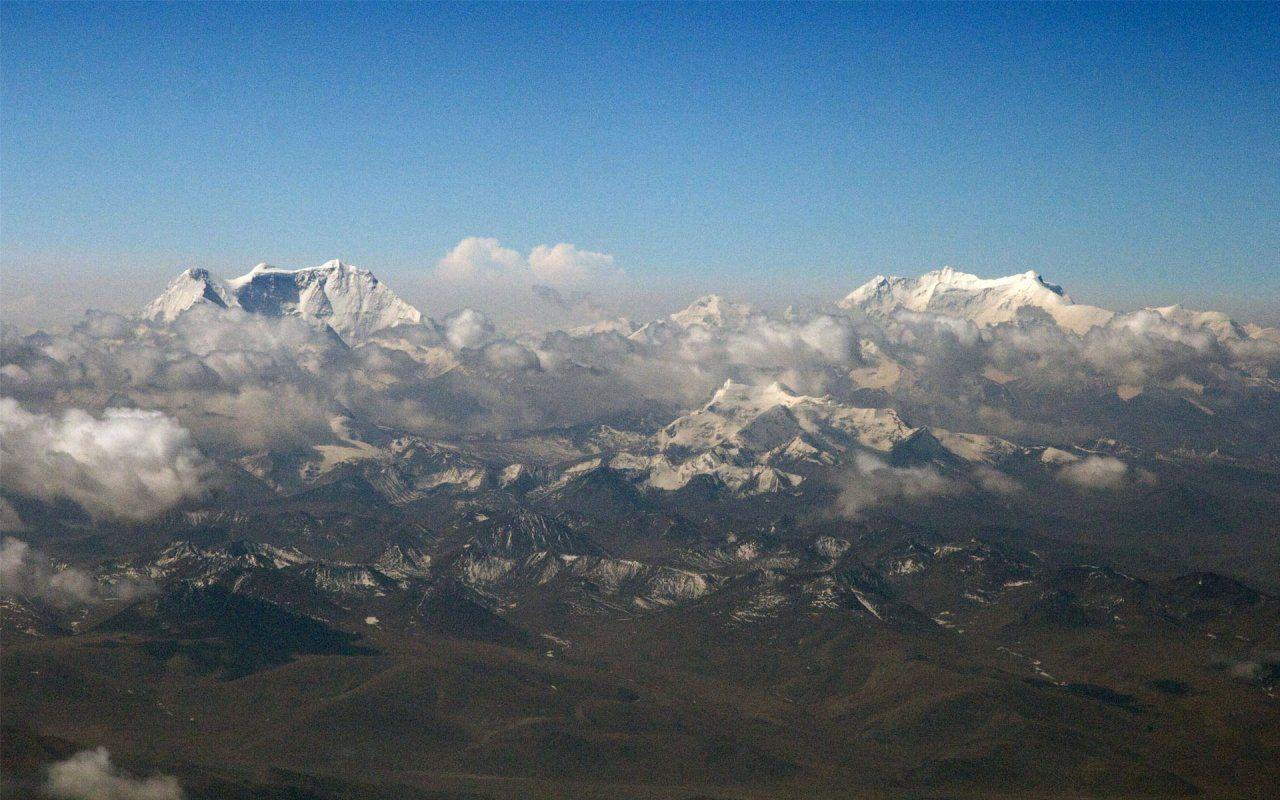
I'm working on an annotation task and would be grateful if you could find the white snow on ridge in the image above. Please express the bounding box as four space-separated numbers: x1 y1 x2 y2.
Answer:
1145 304 1248 341
231 260 423 343
668 294 752 330
840 267 1114 335
592 379 1021 496
144 268 240 322
627 294 753 344
659 380 915 454
144 259 424 344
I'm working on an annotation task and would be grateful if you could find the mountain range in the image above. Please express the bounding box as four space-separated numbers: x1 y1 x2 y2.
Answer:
3 262 1278 799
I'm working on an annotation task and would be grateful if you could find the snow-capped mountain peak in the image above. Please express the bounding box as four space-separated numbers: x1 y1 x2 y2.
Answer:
626 294 754 345
840 267 1113 334
705 379 810 414
143 267 240 322
143 260 425 344
590 378 1021 497
659 379 913 455
670 294 752 329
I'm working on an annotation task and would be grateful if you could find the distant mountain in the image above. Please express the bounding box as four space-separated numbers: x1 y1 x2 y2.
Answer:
1144 303 1249 341
627 293 754 344
667 293 753 330
840 267 1115 334
144 259 424 343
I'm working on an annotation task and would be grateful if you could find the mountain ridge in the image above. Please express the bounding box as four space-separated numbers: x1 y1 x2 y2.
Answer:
145 259 424 344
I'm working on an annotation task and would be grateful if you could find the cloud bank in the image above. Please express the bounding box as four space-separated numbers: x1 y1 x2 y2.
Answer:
0 267 1277 504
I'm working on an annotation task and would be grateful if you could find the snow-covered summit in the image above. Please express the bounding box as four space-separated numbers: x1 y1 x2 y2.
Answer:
143 260 424 344
230 259 422 343
143 267 240 323
840 267 1114 334
669 294 752 330
590 379 1018 496
1145 304 1248 341
627 294 753 345
659 379 915 454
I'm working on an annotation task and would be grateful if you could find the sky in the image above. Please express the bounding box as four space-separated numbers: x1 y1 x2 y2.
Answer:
2 2 1277 328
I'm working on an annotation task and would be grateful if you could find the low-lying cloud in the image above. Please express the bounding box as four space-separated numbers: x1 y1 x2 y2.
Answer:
0 537 150 608
1 266 1277 477
1057 455 1134 491
0 398 209 520
44 747 184 800
836 453 959 518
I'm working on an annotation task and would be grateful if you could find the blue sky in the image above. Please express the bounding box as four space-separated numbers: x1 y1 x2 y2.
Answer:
2 2 1277 325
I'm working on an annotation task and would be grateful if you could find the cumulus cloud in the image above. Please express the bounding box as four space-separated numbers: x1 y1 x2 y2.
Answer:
442 308 496 349
435 236 524 282
836 453 959 519
181 384 333 452
528 243 620 283
0 399 209 520
44 748 183 800
434 237 620 286
531 284 571 310
722 314 856 367
1057 455 1133 490
0 537 150 608
973 465 1021 495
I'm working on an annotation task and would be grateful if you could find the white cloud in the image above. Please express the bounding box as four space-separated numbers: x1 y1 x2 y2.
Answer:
528 243 620 283
836 453 958 518
0 537 150 608
44 748 183 800
3 265 1276 471
1057 455 1132 490
434 237 619 286
973 465 1021 495
0 398 209 520
482 340 542 372
435 236 524 282
442 308 496 349
182 384 333 452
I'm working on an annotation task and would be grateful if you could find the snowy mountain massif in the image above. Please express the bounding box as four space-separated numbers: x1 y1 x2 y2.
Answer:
145 259 422 343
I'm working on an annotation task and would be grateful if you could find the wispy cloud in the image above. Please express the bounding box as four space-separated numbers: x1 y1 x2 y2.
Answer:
836 453 959 519
0 537 151 608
